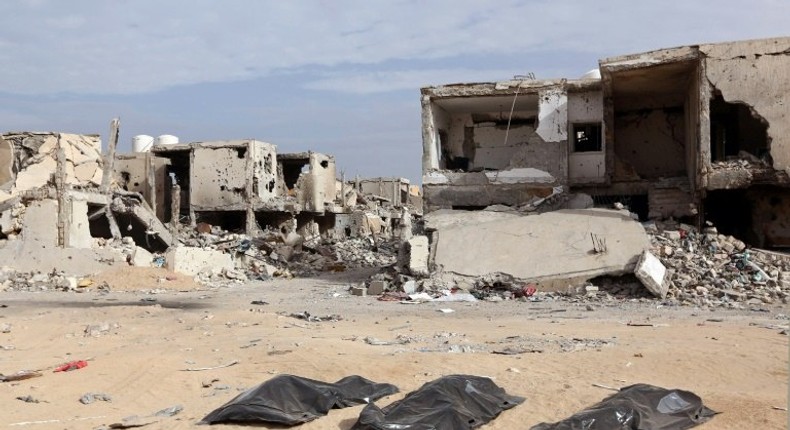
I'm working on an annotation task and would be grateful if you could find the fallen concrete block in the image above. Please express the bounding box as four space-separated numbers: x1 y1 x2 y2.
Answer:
634 250 668 298
0 209 13 235
350 285 367 296
368 280 387 295
432 209 650 289
165 246 233 277
131 246 154 267
405 235 430 276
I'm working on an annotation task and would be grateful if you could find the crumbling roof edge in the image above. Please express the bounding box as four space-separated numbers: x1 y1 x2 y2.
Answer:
599 36 790 71
358 177 411 184
151 139 277 152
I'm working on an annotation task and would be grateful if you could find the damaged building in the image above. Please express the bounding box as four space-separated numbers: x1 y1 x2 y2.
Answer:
0 130 173 273
421 36 790 248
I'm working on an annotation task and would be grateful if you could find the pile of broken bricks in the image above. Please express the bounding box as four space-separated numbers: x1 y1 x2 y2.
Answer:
169 223 401 285
645 221 790 308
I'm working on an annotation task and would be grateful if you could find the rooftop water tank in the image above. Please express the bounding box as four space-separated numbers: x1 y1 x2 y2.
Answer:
155 134 179 146
132 134 154 153
580 68 601 80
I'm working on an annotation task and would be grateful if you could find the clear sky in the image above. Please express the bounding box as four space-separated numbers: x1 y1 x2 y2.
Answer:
0 0 787 183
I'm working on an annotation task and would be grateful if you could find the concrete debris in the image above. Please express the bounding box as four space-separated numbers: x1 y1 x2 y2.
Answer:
166 246 234 277
634 251 668 298
430 209 649 288
79 392 112 404
645 222 790 308
399 235 430 276
0 266 85 292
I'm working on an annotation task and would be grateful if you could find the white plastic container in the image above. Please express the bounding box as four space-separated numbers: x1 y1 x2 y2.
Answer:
155 134 179 146
132 134 154 152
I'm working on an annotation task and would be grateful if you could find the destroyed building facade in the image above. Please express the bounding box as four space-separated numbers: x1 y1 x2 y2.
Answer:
421 37 790 248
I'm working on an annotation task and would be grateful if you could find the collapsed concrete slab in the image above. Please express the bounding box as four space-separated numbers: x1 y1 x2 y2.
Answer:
165 246 233 276
432 209 649 289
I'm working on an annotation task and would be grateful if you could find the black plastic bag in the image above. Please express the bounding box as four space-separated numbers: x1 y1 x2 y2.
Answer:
531 383 717 430
201 374 399 426
352 374 525 429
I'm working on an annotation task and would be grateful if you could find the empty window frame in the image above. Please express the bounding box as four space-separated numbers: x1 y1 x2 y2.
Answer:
573 123 602 152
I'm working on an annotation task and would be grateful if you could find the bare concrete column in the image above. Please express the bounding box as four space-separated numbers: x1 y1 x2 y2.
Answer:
146 152 156 218
101 118 120 193
246 207 257 236
55 142 67 247
170 184 181 238
340 171 346 210
105 205 122 240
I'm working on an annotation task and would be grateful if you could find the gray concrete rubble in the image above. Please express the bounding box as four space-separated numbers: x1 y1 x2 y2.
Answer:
634 250 668 298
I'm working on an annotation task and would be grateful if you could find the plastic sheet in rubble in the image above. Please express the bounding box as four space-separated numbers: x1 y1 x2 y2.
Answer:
352 374 525 430
201 374 399 426
530 383 717 430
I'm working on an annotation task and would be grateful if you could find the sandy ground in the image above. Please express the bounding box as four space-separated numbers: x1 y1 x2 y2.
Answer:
0 267 787 429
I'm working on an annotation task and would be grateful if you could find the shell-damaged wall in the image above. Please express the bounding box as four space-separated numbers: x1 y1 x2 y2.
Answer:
0 132 103 204
701 38 790 175
189 140 277 211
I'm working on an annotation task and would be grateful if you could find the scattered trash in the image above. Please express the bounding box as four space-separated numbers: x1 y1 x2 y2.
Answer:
288 311 343 323
80 392 112 404
153 404 184 417
591 382 620 392
353 375 524 430
16 395 46 403
437 308 455 314
530 383 717 429
0 370 42 382
181 360 239 372
201 374 399 426
493 347 542 355
54 360 89 372
100 405 183 429
364 336 409 346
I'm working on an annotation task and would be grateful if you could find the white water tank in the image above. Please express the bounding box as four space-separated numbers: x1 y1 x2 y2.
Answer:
132 134 154 153
580 68 601 80
155 134 179 146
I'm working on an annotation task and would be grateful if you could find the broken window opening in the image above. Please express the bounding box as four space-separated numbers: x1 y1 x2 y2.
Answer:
573 123 603 152
280 160 310 190
235 147 247 159
158 150 191 225
320 160 329 169
119 172 131 191
87 204 112 239
195 211 247 233
710 91 770 163
255 211 294 233
704 189 755 245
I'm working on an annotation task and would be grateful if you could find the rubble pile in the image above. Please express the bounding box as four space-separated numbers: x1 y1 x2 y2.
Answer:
0 266 93 292
710 151 770 170
170 223 402 285
327 238 398 268
0 202 25 239
645 221 790 308
357 215 789 310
